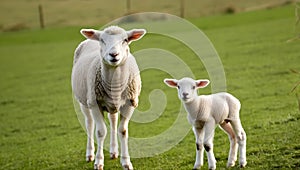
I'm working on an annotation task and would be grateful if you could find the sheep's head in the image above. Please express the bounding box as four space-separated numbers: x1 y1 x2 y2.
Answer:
164 77 210 103
80 26 146 66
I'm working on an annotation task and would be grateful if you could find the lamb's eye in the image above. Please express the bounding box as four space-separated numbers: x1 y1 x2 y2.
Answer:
192 86 196 90
177 86 180 89
100 39 105 45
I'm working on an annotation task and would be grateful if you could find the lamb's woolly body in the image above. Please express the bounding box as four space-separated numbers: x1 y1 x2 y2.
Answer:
164 77 247 170
185 92 240 126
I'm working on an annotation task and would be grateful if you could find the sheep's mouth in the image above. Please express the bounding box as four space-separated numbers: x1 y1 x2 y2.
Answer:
110 59 120 63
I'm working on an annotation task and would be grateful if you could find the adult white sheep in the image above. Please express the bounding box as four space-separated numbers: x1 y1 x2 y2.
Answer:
164 77 247 170
72 26 146 170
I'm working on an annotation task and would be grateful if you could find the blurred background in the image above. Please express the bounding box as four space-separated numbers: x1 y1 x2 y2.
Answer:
0 0 296 31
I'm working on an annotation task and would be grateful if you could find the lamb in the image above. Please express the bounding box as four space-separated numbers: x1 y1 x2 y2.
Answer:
71 26 146 170
164 77 247 170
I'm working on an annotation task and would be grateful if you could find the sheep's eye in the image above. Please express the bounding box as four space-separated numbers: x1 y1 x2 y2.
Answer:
192 86 196 90
100 39 105 45
177 86 180 89
123 39 128 44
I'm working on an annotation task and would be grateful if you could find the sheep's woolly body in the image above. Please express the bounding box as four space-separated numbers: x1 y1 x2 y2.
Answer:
72 40 141 113
71 26 145 169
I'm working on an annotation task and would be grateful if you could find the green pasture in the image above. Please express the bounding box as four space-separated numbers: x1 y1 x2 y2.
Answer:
0 4 300 170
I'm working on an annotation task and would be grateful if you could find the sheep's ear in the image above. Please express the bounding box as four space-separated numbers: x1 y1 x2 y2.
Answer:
164 79 178 88
127 29 146 43
80 29 101 40
195 79 210 88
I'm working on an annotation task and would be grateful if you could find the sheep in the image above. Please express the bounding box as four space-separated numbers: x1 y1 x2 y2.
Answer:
71 26 146 170
164 77 247 170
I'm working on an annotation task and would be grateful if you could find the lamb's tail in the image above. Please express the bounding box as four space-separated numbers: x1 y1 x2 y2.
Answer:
227 94 241 121
73 41 87 64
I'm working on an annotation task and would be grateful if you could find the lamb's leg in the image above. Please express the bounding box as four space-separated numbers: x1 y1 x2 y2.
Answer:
220 121 238 167
80 103 95 162
192 127 205 170
230 119 247 168
90 105 107 170
203 120 217 170
108 113 119 159
119 101 134 170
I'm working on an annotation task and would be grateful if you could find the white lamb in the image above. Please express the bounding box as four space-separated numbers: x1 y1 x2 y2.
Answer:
164 77 247 170
72 26 146 170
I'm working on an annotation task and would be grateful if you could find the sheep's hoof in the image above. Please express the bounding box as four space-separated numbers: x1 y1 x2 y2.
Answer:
122 164 133 170
94 164 103 170
240 164 246 168
110 152 119 159
86 155 95 162
240 161 247 168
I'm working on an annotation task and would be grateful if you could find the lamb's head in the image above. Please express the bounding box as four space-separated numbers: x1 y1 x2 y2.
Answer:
80 26 146 66
164 77 210 103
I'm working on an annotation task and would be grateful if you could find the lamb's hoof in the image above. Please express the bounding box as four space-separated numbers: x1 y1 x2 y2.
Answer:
122 163 133 170
86 155 95 162
110 152 119 159
94 164 103 170
208 167 216 170
227 162 235 168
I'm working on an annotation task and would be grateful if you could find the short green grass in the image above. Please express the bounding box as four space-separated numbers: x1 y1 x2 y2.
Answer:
1 4 300 170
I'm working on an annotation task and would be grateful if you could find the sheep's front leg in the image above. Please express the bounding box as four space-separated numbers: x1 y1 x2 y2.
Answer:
90 105 107 170
108 113 119 159
119 102 134 170
203 120 217 170
80 103 95 162
192 127 205 170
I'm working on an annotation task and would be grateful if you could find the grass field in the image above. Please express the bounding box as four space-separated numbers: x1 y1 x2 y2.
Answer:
0 3 300 170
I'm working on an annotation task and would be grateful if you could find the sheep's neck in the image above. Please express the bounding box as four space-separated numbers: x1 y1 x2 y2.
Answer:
101 63 129 94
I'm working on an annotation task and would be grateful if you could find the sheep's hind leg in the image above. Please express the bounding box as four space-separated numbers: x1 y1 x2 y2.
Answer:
230 119 247 168
90 105 107 170
80 103 95 162
108 113 119 159
220 121 238 167
119 101 135 170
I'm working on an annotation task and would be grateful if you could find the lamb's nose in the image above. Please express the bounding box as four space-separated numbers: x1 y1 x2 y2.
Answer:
109 53 119 58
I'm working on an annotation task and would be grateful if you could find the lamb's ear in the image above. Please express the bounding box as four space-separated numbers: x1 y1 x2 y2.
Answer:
127 29 146 43
164 79 178 88
80 29 101 40
195 79 210 88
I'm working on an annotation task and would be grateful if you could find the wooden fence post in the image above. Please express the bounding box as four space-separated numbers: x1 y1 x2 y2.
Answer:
38 4 45 29
126 0 131 14
180 0 185 18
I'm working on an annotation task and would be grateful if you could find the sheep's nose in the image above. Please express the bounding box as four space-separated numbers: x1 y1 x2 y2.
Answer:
109 53 119 58
182 92 189 97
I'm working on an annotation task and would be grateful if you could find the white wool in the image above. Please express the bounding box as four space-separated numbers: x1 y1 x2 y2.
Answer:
164 77 247 169
71 26 146 170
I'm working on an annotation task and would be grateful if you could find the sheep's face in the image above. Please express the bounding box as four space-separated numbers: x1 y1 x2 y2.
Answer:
164 77 210 103
80 26 146 66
